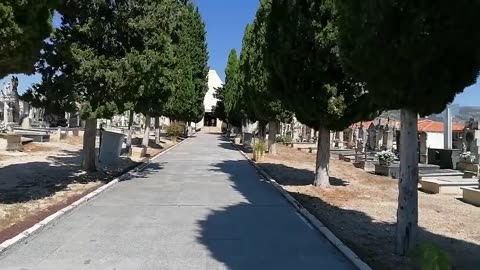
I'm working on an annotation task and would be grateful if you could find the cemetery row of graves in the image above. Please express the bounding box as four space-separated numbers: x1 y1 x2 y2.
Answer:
2 0 480 269
228 117 480 269
0 93 185 244
212 1 480 269
0 0 209 251
1 0 206 240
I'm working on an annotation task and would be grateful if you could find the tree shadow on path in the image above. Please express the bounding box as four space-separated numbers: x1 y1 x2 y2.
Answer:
195 159 355 270
0 149 140 204
196 157 480 270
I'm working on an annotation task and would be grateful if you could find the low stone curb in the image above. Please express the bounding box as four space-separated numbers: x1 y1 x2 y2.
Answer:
230 141 372 270
0 137 189 254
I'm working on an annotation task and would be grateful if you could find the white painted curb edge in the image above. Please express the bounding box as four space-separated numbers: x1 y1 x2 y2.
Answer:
230 140 372 270
0 136 190 253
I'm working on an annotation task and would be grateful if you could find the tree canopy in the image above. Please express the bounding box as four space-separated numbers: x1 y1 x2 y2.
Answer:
260 0 381 186
165 2 209 123
222 49 245 127
0 0 57 78
25 0 187 171
337 0 480 116
240 0 291 125
265 0 379 131
336 0 480 255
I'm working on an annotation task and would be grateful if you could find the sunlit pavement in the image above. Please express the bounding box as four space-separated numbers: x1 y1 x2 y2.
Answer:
0 133 354 270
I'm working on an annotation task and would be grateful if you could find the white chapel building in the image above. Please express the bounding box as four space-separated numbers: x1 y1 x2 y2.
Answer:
196 70 224 132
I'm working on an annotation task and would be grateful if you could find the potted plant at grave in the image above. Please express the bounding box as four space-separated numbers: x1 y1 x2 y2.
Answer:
253 140 267 162
460 151 476 163
376 150 396 166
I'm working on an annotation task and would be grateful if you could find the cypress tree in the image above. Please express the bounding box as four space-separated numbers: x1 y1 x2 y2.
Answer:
0 0 57 78
241 0 292 155
29 0 179 171
336 0 480 254
264 0 379 186
223 49 244 128
165 2 208 129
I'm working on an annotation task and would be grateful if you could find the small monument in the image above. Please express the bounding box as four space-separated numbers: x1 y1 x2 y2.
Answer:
1 76 21 125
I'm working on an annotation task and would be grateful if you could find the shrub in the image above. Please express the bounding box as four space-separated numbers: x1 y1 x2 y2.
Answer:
166 123 184 139
253 140 267 153
276 134 292 144
411 243 451 270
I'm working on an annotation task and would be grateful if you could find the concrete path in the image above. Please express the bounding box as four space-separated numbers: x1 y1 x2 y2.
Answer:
0 133 354 270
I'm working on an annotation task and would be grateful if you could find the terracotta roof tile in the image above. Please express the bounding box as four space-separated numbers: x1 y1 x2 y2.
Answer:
418 119 463 132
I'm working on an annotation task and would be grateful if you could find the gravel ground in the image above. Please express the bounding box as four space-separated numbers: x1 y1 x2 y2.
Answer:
251 144 480 270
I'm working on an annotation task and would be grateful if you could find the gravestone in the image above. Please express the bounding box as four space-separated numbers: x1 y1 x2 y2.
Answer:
3 133 23 151
428 148 461 169
130 146 147 159
383 126 394 151
418 132 428 164
21 117 32 128
375 125 384 151
367 124 376 150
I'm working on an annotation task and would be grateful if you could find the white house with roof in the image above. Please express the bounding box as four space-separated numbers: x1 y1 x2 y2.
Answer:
196 70 223 132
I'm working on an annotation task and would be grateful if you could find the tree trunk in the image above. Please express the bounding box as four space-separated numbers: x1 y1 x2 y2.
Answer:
82 118 97 172
396 108 419 255
142 115 151 148
154 117 161 145
258 121 267 141
314 125 330 187
241 119 245 143
268 120 279 155
126 111 134 151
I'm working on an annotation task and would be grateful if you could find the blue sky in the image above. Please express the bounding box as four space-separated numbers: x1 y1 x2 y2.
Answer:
2 0 479 106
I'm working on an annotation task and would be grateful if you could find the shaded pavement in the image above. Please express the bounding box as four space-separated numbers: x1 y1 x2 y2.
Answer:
0 133 354 270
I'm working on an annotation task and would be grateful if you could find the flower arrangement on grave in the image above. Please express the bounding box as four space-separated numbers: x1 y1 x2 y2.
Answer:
375 150 396 165
459 151 476 163
0 121 7 133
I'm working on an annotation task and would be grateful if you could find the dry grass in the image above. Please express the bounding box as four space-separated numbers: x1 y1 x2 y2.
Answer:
61 135 84 146
254 144 480 270
0 181 101 232
23 142 57 153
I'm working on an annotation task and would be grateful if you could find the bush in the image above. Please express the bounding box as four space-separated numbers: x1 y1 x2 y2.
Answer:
166 123 184 139
253 140 267 153
276 134 292 144
411 243 451 270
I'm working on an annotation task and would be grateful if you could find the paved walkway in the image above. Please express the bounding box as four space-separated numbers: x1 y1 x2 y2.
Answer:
0 133 354 270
